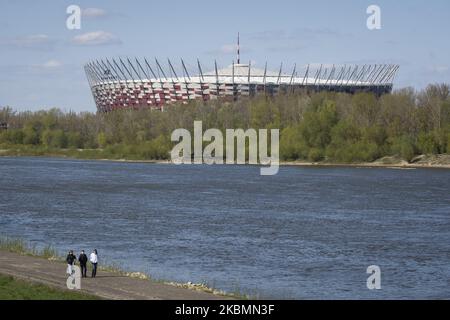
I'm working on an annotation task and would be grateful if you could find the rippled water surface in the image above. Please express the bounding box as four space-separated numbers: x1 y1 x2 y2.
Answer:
1 157 449 299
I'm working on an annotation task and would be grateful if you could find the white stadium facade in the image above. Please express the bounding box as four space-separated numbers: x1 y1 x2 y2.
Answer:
84 38 399 112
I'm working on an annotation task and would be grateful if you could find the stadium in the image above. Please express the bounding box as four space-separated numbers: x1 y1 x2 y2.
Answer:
84 38 399 112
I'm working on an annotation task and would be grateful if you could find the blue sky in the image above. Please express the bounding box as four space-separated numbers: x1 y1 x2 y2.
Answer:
0 0 449 112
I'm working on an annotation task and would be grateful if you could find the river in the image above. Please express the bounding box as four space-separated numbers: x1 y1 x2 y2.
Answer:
0 157 449 299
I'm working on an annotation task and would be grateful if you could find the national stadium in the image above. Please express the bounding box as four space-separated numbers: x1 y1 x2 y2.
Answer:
84 36 399 112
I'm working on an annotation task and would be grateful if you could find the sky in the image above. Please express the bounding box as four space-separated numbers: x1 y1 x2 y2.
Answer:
0 0 449 112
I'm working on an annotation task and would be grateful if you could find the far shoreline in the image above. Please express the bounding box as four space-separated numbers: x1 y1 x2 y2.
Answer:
1 151 450 169
93 158 450 169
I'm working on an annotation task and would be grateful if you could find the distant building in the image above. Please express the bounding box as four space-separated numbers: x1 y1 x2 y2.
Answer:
84 35 399 112
0 122 7 130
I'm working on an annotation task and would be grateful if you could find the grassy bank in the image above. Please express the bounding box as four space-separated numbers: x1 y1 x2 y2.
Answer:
1 147 450 169
0 274 99 300
0 145 149 161
0 237 59 259
0 236 251 299
0 236 149 276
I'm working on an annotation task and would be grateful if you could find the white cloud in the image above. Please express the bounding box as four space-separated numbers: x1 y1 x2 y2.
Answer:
25 60 63 72
206 44 251 56
82 8 107 18
41 60 63 68
72 31 121 46
13 34 49 46
0 34 57 50
219 44 237 54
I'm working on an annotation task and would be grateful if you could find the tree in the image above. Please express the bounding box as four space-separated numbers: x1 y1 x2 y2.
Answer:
447 132 450 154
390 135 415 161
97 132 107 148
1 83 449 161
22 124 40 145
41 129 53 147
1 129 24 145
51 129 67 148
417 131 439 154
299 100 338 152
280 125 306 160
350 92 379 127
417 84 450 131
67 132 83 148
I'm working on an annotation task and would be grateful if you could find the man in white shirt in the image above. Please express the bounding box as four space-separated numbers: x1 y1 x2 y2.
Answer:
90 249 98 278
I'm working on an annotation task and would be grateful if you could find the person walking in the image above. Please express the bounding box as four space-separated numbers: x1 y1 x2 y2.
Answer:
90 249 98 278
78 250 88 278
66 250 76 275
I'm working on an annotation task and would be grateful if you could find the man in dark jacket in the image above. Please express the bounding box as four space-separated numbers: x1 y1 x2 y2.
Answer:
66 250 76 275
78 250 88 278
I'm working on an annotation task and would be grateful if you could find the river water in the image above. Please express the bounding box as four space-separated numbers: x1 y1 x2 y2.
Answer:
0 157 449 299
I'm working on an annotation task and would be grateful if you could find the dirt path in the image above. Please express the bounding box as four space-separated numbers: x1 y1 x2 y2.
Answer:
0 250 229 300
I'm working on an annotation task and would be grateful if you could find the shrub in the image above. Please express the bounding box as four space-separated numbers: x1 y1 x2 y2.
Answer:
307 148 324 162
417 131 439 154
390 135 416 161
22 125 39 145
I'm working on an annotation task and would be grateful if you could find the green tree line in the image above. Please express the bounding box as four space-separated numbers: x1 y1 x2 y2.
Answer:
1 84 450 162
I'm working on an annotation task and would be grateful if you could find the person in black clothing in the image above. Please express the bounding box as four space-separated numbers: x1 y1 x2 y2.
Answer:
78 250 88 278
66 250 76 275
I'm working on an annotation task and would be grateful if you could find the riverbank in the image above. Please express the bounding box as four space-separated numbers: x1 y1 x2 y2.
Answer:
0 273 99 300
0 237 236 300
1 148 450 169
283 154 450 169
0 249 233 300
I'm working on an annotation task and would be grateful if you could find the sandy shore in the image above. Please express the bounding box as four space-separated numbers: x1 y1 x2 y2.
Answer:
86 155 450 169
281 161 450 169
1 152 450 169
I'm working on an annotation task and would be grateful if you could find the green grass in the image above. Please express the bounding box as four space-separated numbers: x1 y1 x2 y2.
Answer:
0 274 99 300
0 237 59 259
0 236 252 299
0 144 169 161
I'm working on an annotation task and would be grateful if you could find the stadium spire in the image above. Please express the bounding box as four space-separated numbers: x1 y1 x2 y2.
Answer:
237 32 240 64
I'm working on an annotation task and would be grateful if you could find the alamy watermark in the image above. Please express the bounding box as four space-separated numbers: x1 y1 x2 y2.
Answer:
367 5 382 30
66 5 81 30
171 121 279 175
66 265 81 290
366 265 381 290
